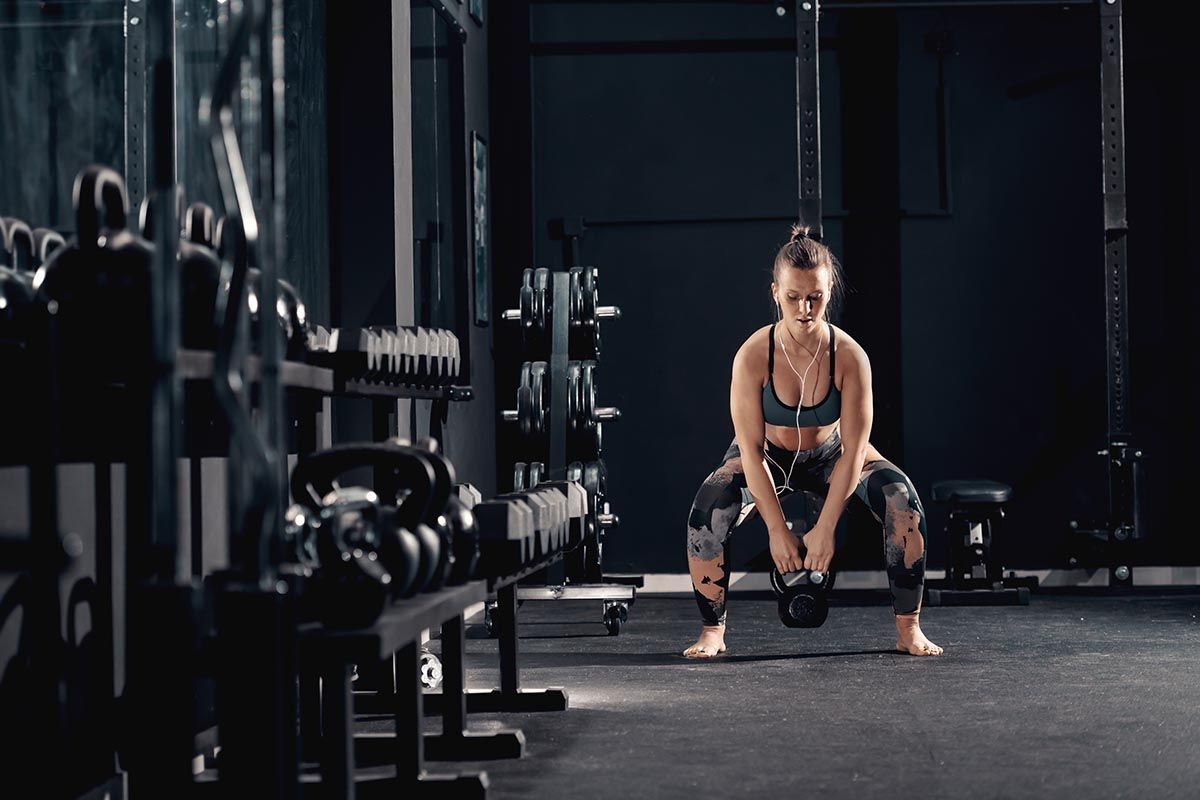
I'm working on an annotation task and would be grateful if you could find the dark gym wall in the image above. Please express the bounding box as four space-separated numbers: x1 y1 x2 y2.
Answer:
323 0 498 495
491 1 1197 574
405 1 499 498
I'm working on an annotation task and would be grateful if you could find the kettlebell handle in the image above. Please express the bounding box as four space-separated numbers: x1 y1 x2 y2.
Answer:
291 444 438 526
73 165 128 249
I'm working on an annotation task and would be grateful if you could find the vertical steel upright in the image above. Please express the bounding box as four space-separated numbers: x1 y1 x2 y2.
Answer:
795 0 823 240
1096 0 1142 586
125 0 148 209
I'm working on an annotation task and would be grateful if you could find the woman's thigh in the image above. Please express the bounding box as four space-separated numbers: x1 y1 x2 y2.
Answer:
686 439 748 560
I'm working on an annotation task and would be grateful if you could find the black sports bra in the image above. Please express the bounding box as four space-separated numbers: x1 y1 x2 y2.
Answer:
761 322 840 427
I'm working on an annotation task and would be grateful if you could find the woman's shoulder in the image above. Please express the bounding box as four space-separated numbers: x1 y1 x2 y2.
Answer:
735 324 774 361
829 323 869 371
731 325 772 381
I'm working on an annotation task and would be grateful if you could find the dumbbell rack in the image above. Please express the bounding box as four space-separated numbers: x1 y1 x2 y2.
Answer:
507 269 638 631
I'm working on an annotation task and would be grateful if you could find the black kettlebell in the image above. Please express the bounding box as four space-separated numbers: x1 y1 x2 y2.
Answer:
312 487 393 629
772 567 836 628
35 166 154 383
282 503 321 568
443 493 480 585
183 202 216 247
0 267 34 347
398 437 459 591
291 443 443 597
32 229 66 269
276 278 310 360
731 488 835 628
2 218 36 275
139 192 224 350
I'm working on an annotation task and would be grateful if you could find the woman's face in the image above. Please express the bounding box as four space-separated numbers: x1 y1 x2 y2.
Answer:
772 265 832 335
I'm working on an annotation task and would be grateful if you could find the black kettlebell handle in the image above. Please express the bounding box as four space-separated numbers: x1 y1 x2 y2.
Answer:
387 439 457 523
73 165 128 248
291 445 439 528
773 566 836 593
2 218 34 272
316 493 392 587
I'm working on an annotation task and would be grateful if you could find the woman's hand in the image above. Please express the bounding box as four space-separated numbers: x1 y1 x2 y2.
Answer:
768 524 804 574
801 523 836 573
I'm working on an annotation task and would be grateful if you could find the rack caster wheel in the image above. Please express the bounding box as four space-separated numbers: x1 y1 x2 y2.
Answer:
483 600 498 638
603 601 628 636
419 648 443 690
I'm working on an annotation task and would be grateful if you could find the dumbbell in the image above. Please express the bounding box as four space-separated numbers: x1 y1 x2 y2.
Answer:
515 486 567 558
492 490 553 560
447 332 461 382
473 494 536 576
396 326 430 384
512 461 545 492
324 327 373 377
308 324 332 353
361 327 385 381
431 329 449 384
534 479 588 550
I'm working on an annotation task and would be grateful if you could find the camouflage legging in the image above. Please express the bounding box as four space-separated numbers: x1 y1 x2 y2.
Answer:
686 428 927 625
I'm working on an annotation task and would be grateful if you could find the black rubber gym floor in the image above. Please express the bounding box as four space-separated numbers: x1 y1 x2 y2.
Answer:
368 592 1200 799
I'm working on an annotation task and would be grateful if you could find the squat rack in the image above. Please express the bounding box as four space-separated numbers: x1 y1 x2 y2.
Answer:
795 0 1141 584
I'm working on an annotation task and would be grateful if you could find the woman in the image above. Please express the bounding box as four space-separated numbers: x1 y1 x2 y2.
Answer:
683 225 942 658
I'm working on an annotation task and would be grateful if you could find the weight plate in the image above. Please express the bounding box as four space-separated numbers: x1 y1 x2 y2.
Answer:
582 362 596 426
533 268 551 332
530 361 548 435
569 267 583 327
566 361 582 430
581 266 597 328
519 268 534 329
517 360 534 437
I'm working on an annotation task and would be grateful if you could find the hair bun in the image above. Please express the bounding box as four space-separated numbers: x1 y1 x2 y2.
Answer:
788 223 811 245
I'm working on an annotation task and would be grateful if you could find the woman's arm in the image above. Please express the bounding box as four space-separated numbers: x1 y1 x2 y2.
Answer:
730 340 805 573
804 344 873 571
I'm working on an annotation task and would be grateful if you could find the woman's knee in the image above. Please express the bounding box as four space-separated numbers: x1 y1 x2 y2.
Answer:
686 460 745 561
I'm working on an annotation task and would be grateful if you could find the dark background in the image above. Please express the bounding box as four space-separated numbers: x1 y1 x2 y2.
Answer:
490 0 1198 574
0 0 1195 587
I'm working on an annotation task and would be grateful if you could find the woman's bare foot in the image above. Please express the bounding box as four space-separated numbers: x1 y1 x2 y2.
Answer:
682 625 727 658
894 613 943 656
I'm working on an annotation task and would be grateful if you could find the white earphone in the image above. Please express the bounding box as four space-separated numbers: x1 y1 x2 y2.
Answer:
762 306 826 497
